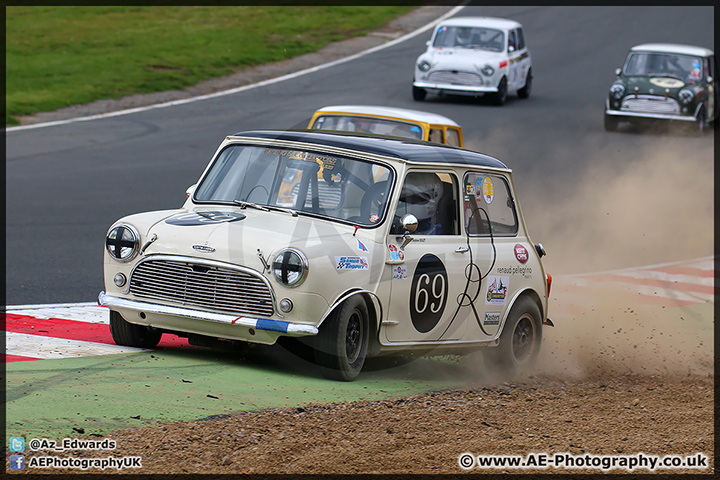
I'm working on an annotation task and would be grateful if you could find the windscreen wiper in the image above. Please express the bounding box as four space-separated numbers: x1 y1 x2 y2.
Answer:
265 205 298 217
233 200 269 212
234 200 298 217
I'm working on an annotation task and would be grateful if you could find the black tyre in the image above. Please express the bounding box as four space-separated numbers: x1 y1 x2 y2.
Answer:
412 85 427 101
517 69 532 99
691 107 706 136
109 310 162 348
483 296 542 376
492 77 508 106
604 114 619 132
315 296 369 381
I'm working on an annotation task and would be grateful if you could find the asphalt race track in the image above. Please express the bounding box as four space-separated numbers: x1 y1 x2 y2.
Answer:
5 5 714 306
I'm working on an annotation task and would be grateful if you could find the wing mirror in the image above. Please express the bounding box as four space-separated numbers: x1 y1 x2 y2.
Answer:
185 184 197 198
615 67 622 76
401 214 418 234
508 46 515 53
398 214 418 249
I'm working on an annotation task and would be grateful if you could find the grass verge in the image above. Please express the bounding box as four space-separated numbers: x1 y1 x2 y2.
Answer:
6 6 416 125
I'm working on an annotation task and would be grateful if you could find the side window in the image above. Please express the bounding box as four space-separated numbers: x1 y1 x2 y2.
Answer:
516 28 526 50
708 56 715 81
391 172 458 235
508 30 517 51
462 172 518 236
429 128 444 144
446 128 461 147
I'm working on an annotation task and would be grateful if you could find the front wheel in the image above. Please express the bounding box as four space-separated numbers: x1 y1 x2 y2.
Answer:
412 85 427 101
109 310 162 348
691 107 706 136
315 296 369 381
492 77 508 106
483 296 542 377
604 113 619 132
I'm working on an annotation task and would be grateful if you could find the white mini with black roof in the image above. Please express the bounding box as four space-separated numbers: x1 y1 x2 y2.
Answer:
100 130 551 381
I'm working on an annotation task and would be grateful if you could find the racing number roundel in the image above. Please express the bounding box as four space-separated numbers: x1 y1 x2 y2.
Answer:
410 254 449 333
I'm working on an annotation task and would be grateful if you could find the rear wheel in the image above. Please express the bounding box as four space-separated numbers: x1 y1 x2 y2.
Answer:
315 296 369 381
109 310 162 348
483 296 542 376
412 85 427 101
492 77 508 106
517 69 532 98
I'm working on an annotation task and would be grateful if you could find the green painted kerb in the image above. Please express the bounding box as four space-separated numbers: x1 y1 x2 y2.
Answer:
6 347 468 440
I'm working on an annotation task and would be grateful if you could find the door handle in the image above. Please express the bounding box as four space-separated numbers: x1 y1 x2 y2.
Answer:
454 246 469 254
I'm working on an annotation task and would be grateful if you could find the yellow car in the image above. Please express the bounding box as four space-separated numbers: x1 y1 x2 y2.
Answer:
308 105 464 147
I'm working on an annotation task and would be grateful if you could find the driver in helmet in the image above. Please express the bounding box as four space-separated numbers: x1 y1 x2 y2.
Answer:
393 172 444 235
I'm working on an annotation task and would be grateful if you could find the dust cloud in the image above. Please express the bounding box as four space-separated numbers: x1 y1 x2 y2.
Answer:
537 282 713 379
449 130 715 383
520 135 714 275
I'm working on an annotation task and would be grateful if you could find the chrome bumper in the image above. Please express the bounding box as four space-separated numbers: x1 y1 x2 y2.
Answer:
98 291 318 336
605 109 696 122
413 81 497 94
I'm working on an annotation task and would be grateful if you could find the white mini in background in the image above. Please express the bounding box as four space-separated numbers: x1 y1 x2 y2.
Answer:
413 16 532 106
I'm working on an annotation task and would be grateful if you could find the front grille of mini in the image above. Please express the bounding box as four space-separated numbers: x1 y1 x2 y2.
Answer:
428 70 483 86
621 96 680 115
129 259 274 317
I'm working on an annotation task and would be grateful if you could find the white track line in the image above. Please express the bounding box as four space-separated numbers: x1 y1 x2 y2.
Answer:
6 5 467 133
6 303 109 324
5 332 146 359
596 270 715 287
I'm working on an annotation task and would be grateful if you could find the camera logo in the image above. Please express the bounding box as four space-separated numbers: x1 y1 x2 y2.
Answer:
9 437 25 452
9 454 26 470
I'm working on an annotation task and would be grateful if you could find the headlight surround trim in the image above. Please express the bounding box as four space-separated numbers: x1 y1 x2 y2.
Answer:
272 248 309 288
679 88 694 105
610 83 625 99
480 64 495 77
106 223 141 263
418 60 431 72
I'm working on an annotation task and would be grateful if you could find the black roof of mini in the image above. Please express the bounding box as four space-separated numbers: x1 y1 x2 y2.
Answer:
229 130 509 170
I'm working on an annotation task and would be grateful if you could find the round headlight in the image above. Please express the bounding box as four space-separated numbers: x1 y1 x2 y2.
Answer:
272 248 308 288
610 84 625 99
679 88 694 105
418 60 431 72
106 224 140 262
481 65 495 76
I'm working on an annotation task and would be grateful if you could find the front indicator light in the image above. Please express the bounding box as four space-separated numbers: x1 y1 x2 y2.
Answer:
279 298 294 313
113 273 127 287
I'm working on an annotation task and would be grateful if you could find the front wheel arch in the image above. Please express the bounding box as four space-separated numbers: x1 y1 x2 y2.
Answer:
322 290 381 356
314 295 372 381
